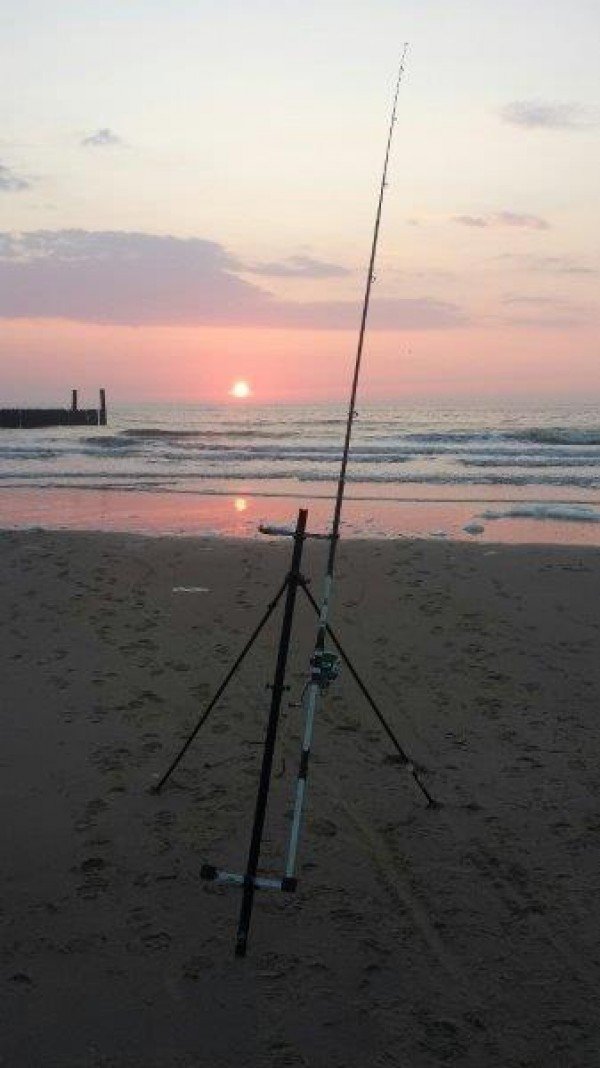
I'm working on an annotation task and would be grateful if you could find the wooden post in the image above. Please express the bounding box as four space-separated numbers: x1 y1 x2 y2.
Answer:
99 389 107 426
71 389 78 411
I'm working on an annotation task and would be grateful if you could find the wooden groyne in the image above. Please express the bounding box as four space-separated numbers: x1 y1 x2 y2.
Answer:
0 389 107 429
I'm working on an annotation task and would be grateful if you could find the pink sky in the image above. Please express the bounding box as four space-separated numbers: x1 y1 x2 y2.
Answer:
2 315 598 406
1 1 598 406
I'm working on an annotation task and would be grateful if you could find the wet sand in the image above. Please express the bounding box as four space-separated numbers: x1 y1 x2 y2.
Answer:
2 529 600 1066
3 485 600 545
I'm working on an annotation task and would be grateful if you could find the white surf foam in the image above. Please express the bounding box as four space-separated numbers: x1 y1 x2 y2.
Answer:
480 504 600 523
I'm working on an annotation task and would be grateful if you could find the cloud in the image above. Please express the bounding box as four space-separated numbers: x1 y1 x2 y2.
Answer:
497 253 596 275
502 294 568 307
494 211 549 231
0 229 466 330
388 266 457 282
504 315 586 330
453 215 488 228
81 128 123 148
499 100 600 131
246 254 349 278
453 212 549 230
0 230 253 323
500 294 595 330
0 162 31 192
265 297 466 330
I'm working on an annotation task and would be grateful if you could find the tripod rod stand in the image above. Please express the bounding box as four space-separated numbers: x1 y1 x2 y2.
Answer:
154 510 435 955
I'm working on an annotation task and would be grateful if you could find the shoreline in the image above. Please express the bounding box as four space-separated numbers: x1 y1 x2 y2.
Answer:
2 485 600 545
2 528 600 1065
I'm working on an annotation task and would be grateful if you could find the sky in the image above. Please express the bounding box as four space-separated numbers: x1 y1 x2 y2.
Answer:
1 0 599 405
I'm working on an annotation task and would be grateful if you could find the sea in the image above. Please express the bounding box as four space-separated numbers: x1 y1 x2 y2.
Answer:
2 401 600 543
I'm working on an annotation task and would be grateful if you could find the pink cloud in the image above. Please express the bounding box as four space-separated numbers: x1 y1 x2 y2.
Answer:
0 230 466 330
453 212 549 230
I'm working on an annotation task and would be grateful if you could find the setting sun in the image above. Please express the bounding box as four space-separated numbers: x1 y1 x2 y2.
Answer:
230 380 251 399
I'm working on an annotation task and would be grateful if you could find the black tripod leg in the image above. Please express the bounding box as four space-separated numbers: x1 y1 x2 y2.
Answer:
153 577 290 793
235 509 308 958
299 580 436 807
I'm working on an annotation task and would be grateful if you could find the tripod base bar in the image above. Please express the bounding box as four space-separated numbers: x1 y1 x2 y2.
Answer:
200 865 297 893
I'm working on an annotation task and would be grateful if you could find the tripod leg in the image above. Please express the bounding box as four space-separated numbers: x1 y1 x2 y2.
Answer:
299 580 436 807
153 577 289 793
235 509 308 958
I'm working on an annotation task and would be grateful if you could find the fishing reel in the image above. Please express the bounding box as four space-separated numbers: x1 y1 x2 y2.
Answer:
310 649 341 693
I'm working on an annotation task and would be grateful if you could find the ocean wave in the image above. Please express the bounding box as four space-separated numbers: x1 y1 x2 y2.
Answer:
122 427 300 440
505 428 600 446
0 446 57 460
81 435 141 451
8 433 600 468
3 464 600 489
77 426 600 459
404 430 501 443
172 448 412 465
397 427 600 448
481 503 600 523
460 456 600 469
301 471 600 487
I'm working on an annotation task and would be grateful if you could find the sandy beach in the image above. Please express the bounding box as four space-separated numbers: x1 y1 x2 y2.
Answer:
2 528 600 1067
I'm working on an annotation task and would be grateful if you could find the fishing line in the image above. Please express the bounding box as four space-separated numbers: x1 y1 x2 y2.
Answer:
283 45 418 884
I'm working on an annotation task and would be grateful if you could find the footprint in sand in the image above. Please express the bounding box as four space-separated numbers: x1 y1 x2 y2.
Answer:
142 733 162 754
74 797 108 833
125 907 172 955
76 858 110 899
180 955 213 983
310 817 338 838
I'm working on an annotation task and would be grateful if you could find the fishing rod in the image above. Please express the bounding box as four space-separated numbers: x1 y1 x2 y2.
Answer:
280 44 419 890
329 43 409 583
